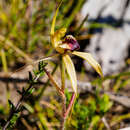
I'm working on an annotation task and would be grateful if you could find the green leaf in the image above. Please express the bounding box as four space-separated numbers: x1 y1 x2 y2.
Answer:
29 71 33 82
8 100 15 110
91 115 100 127
16 89 22 95
28 88 35 95
38 61 47 72
99 94 113 113
9 113 19 128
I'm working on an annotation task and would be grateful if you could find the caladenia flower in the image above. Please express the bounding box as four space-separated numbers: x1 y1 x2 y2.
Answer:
50 1 103 94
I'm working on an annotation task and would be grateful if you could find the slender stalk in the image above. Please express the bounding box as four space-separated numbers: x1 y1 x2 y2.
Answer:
60 57 66 130
61 56 65 91
43 63 68 130
60 93 76 130
37 63 58 99
64 93 75 118
43 68 64 97
43 61 76 130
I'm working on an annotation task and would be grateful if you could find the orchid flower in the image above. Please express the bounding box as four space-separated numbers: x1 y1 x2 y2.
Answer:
50 1 103 94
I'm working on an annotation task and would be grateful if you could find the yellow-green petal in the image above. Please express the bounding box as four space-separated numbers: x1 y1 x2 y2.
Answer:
72 51 103 77
51 0 63 35
63 54 77 93
52 28 67 49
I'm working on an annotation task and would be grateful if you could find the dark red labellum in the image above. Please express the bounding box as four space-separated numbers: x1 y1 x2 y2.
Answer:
63 35 80 51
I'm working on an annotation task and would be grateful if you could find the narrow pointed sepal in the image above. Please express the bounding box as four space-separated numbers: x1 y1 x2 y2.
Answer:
51 0 63 35
63 54 77 93
72 51 103 77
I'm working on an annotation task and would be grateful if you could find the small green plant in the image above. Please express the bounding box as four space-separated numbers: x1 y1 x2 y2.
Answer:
64 89 113 130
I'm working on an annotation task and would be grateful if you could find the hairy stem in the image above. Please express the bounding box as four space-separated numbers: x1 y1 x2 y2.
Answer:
43 67 64 97
64 93 75 118
60 93 76 130
60 57 66 130
37 63 58 99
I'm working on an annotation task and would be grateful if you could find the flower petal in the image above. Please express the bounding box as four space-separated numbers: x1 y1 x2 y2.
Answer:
51 0 63 35
63 54 77 93
52 28 67 49
72 51 103 77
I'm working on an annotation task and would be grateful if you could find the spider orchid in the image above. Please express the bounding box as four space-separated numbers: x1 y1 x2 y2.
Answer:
50 1 103 94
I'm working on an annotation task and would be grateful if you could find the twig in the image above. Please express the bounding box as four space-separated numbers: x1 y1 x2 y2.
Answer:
21 118 32 130
25 0 33 20
2 74 40 130
34 54 59 64
0 76 46 84
102 117 111 130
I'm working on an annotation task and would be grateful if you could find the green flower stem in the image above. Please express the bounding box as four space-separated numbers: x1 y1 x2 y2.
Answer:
61 56 65 91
